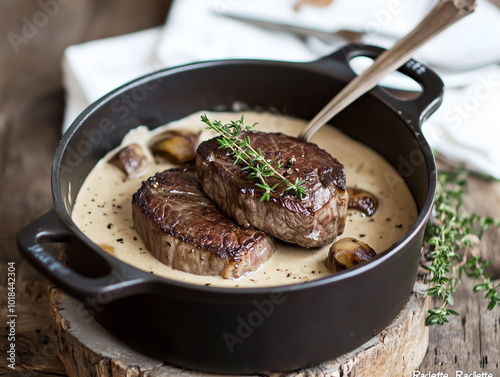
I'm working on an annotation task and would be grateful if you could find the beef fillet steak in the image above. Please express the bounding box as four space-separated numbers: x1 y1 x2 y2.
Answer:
196 131 348 248
132 164 276 279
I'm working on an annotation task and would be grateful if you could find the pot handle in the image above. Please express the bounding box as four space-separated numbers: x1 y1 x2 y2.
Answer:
17 209 154 303
313 43 444 127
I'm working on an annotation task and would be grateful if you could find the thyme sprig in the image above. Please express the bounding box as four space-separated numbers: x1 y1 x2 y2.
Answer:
201 114 307 202
423 170 500 326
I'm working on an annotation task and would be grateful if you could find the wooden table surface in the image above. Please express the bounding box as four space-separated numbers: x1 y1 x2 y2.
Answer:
1 1 499 376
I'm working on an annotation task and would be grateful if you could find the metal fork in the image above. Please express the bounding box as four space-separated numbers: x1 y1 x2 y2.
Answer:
298 0 477 142
221 12 398 42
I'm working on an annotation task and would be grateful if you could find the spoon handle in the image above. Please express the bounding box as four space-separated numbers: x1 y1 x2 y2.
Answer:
298 0 477 142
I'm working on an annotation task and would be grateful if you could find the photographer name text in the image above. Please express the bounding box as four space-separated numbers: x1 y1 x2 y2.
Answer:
414 371 493 377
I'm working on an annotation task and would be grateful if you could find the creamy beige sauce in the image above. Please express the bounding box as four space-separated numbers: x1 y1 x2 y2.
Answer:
72 111 418 288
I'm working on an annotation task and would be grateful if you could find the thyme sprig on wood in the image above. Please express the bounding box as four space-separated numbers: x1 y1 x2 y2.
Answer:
423 170 500 326
201 115 307 202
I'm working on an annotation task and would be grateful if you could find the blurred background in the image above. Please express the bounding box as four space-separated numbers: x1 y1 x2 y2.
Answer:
0 0 172 264
1 1 500 375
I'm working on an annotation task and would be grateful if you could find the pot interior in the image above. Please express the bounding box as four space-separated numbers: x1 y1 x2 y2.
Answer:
56 60 433 221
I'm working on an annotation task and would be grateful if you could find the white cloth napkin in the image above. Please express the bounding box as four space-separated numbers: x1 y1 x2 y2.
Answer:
62 27 164 130
62 0 500 178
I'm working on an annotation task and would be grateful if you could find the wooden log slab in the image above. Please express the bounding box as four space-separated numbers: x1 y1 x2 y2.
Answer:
49 282 430 377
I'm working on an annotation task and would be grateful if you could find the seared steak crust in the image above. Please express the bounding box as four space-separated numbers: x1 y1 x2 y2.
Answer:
132 164 276 278
196 131 348 248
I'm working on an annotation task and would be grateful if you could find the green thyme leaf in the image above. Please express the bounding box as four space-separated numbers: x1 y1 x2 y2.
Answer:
201 114 308 202
424 169 500 326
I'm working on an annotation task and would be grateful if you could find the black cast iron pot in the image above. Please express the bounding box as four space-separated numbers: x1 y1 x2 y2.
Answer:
18 44 442 374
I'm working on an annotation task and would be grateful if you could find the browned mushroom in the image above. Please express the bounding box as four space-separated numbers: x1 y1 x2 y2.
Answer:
152 130 199 164
99 244 115 256
111 143 149 178
347 187 379 216
325 237 376 272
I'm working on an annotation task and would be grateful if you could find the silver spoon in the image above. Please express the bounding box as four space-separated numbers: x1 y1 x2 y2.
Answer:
298 0 477 142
